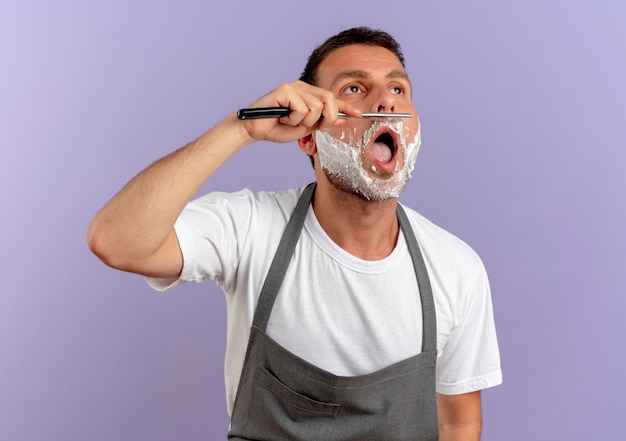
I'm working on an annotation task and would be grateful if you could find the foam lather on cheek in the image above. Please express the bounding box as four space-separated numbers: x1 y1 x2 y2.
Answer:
316 120 422 201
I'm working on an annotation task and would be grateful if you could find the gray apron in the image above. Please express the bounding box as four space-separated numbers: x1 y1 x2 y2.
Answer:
228 183 439 441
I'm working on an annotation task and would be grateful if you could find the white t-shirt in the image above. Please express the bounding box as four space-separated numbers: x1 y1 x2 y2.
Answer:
147 187 502 415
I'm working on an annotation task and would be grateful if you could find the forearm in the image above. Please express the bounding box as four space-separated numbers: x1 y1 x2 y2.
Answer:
88 80 357 275
437 392 482 441
438 421 482 441
87 112 252 271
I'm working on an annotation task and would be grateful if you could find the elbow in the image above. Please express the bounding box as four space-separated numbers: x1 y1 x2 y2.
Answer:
87 228 108 264
87 219 126 270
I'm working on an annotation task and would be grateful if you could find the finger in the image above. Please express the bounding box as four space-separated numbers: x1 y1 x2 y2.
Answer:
337 100 362 118
298 100 325 128
299 88 339 131
279 96 310 127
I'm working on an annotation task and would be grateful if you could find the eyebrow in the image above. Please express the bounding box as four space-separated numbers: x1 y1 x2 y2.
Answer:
329 69 411 90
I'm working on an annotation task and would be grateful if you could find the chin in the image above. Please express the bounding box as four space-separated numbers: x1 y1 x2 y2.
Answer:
323 169 405 202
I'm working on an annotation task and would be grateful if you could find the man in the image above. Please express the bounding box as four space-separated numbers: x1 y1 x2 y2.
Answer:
88 27 501 440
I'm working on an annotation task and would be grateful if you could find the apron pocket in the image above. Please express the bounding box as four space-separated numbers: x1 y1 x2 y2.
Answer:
255 367 341 417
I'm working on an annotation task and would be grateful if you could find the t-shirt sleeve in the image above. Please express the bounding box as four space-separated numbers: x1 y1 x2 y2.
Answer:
435 262 503 395
145 190 254 292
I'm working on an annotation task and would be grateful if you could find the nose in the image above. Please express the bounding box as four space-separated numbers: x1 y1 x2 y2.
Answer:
377 103 394 112
372 87 396 113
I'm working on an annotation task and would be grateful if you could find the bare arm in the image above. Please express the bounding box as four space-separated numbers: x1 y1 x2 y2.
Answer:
437 391 483 441
87 81 359 278
87 114 250 278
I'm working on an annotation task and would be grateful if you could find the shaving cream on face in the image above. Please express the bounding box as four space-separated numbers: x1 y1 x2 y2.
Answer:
315 120 421 201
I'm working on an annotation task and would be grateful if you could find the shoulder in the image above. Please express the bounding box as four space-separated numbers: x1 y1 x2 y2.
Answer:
398 203 488 308
181 186 309 254
186 186 305 219
399 203 483 271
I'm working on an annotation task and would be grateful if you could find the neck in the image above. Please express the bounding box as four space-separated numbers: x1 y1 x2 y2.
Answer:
312 179 400 260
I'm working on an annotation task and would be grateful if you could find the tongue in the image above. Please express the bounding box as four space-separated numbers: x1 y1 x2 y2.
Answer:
371 142 392 163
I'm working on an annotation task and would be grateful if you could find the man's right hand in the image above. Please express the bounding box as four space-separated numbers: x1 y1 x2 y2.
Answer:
240 80 361 144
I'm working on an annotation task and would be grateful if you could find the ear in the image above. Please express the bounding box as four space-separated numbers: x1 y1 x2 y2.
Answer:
298 133 317 155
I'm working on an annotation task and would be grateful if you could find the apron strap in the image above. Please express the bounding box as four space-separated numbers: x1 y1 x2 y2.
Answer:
253 182 316 330
396 204 437 353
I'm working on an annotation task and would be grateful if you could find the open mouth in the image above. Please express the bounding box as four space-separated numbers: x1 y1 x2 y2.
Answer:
371 131 397 163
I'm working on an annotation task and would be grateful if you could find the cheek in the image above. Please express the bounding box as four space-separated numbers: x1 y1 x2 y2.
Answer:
326 121 374 145
404 118 419 141
397 119 419 151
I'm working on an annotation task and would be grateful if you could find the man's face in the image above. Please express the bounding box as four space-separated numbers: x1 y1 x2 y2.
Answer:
313 44 421 201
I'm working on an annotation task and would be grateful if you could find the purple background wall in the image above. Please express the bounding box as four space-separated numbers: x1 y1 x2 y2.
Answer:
1 1 624 439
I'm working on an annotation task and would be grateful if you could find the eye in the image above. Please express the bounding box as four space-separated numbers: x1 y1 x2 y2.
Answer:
343 84 364 95
390 86 404 95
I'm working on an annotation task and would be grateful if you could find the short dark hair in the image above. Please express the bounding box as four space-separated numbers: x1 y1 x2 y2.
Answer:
299 27 405 86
